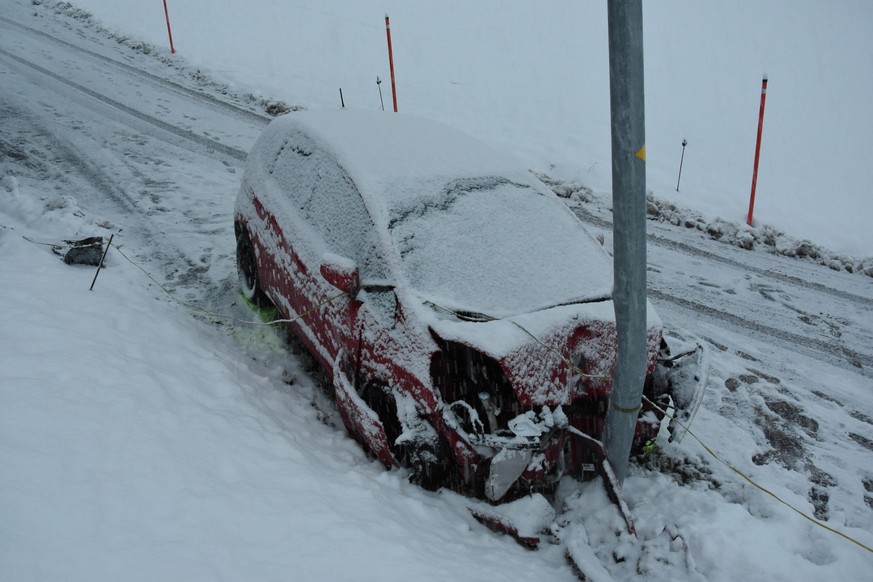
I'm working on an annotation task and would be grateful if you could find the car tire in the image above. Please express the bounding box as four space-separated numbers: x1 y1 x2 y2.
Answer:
236 227 269 307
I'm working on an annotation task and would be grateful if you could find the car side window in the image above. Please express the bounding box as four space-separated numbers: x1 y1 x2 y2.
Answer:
271 133 387 279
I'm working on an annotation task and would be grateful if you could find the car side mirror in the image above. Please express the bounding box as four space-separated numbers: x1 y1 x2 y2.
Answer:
320 253 360 296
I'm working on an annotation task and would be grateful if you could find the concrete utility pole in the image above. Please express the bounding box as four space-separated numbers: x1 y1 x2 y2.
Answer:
602 0 647 484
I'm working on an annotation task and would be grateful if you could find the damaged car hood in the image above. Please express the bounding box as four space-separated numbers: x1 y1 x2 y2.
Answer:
422 298 663 406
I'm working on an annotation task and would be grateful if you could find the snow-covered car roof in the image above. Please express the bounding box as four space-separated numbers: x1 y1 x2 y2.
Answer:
272 109 527 211
262 110 614 316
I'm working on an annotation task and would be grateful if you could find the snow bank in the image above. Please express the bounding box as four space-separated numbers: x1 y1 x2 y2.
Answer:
644 193 873 277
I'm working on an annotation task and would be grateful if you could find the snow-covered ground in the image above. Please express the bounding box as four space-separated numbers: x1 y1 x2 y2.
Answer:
2 1 872 580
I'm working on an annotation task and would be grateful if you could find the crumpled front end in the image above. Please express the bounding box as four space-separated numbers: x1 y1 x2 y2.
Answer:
430 303 665 501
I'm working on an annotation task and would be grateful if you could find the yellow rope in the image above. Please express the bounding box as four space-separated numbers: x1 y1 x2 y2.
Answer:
643 394 873 555
22 235 64 249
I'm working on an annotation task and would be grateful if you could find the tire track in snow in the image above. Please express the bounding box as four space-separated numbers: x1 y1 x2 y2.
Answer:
0 92 139 217
570 204 872 308
0 47 248 164
649 232 873 307
567 204 873 375
649 288 873 376
0 57 233 303
0 15 271 127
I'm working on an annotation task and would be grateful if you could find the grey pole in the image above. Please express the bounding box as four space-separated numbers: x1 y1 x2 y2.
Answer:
602 0 647 484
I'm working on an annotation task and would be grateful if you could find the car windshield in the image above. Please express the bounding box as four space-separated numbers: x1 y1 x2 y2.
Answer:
388 178 614 318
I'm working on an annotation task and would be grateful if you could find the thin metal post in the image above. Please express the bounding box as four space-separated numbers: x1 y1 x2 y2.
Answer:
676 139 687 191
747 75 768 225
89 234 114 291
377 76 385 111
602 0 647 485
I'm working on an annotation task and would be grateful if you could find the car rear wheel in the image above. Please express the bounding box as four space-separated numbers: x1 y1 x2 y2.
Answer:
236 227 268 307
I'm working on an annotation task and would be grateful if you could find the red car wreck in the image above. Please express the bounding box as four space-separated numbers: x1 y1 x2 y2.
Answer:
235 110 693 501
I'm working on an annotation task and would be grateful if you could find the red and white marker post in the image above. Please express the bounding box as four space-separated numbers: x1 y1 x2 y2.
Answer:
747 75 768 226
163 0 176 54
385 15 398 112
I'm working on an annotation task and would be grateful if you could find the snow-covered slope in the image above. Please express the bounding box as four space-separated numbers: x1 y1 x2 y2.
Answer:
2 2 872 581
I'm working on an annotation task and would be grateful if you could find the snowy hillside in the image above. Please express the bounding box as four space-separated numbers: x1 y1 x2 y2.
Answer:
2 1 873 581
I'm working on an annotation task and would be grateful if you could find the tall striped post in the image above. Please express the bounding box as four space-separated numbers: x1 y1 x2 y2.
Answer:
162 0 175 54
385 15 398 112
747 75 768 226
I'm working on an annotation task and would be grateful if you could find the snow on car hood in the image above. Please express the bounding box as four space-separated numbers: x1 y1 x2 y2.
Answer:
279 110 614 317
421 300 663 406
389 176 612 317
